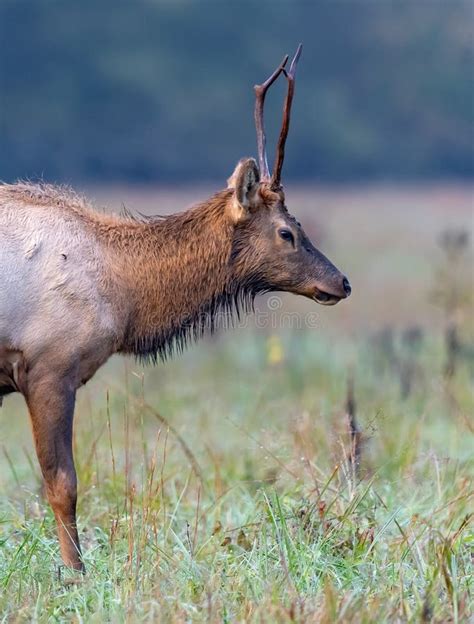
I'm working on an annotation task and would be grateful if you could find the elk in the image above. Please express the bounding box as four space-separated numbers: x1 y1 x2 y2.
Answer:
0 45 350 572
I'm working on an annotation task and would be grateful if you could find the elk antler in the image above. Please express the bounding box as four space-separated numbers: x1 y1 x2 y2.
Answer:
271 44 303 190
253 45 303 189
254 54 289 182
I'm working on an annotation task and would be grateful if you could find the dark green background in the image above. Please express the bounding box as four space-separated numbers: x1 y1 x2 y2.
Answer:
1 1 472 183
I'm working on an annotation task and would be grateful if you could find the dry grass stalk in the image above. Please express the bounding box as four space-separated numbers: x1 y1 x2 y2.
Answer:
345 372 363 481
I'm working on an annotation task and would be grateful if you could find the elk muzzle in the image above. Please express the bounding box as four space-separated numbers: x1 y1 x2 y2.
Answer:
312 273 351 305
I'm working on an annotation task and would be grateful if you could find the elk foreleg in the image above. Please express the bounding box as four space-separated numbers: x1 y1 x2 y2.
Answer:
25 372 84 572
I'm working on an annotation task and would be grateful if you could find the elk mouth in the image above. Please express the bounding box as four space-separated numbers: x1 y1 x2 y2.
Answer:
312 290 343 306
311 276 351 306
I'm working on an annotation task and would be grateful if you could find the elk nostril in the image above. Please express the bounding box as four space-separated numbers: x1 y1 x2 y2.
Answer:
342 277 352 296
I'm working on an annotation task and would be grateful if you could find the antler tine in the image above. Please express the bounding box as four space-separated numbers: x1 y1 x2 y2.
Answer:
254 54 289 181
271 43 303 190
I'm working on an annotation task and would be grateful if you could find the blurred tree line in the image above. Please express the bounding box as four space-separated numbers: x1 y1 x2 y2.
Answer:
1 1 472 184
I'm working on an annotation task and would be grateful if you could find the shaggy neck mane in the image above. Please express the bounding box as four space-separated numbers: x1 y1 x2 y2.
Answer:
108 189 255 362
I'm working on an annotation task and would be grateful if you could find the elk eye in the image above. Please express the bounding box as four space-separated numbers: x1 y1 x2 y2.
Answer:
278 228 294 244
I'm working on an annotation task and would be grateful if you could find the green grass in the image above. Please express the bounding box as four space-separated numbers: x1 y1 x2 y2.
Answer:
0 327 472 623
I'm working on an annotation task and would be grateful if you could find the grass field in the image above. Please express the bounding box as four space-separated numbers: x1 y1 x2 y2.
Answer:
0 186 472 622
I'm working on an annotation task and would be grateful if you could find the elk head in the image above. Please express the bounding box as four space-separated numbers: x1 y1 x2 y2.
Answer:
227 45 351 305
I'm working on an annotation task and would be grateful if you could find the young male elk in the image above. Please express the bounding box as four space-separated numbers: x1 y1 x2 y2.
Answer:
0 46 350 571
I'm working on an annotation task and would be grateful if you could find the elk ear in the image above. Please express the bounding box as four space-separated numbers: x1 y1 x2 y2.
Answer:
227 158 260 219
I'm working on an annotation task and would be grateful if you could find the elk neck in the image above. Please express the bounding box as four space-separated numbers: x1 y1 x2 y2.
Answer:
109 189 253 361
